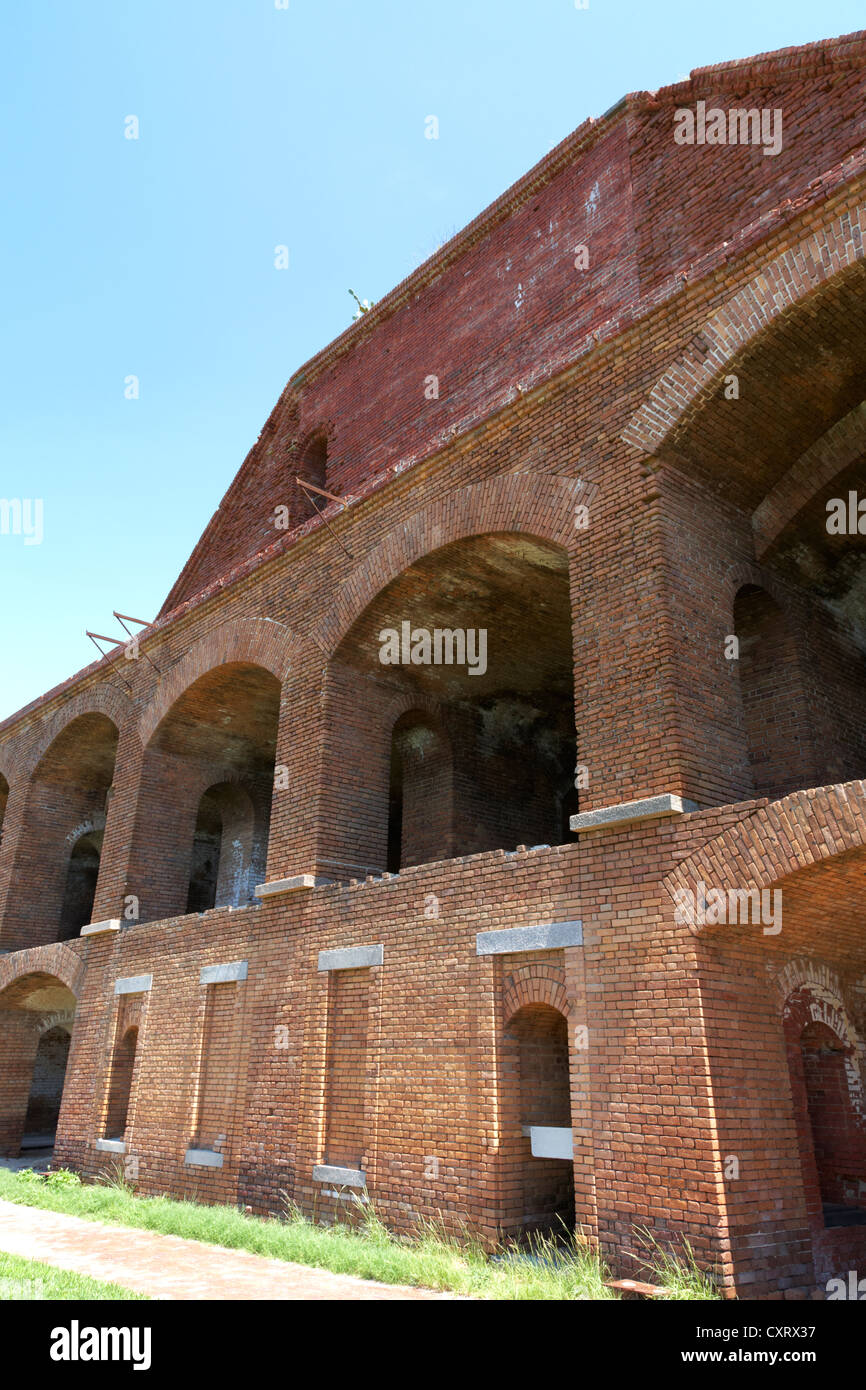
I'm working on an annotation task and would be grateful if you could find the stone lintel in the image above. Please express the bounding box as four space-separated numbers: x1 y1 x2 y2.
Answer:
114 973 152 995
476 921 582 956
200 960 248 985
317 945 384 972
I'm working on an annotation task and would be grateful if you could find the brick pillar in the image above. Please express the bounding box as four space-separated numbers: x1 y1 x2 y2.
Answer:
570 468 687 811
90 720 144 925
266 646 354 883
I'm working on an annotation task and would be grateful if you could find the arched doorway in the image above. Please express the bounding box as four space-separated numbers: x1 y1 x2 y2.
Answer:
1 712 118 950
504 1002 575 1240
59 828 104 940
104 1026 138 1141
128 663 280 923
799 1020 866 1228
0 968 77 1159
187 782 257 912
327 532 578 879
22 1025 71 1151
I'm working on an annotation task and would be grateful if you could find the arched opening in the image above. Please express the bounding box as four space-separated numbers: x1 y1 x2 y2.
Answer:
799 1020 866 1228
327 533 577 877
187 782 257 912
22 1026 71 1151
58 828 103 941
298 432 328 493
387 713 453 872
645 265 866 803
104 1026 138 1141
1 713 118 951
129 663 280 924
733 585 815 800
504 1002 575 1240
0 972 77 1158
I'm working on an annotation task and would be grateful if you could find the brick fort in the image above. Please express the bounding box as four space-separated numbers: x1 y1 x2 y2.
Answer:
1 29 865 1299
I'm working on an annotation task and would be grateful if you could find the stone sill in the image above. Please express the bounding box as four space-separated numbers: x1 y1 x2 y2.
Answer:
570 793 699 832
80 919 122 937
94 1138 126 1154
255 875 334 898
184 1148 224 1169
312 1164 366 1189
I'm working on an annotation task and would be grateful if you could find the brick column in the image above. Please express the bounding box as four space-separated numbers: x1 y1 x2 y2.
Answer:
569 465 687 811
266 644 332 882
90 719 144 925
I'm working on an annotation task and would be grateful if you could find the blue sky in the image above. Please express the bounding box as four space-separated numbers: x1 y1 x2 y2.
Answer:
0 0 862 722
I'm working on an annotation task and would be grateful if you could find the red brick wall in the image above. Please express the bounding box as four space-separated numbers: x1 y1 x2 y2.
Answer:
0 32 863 1300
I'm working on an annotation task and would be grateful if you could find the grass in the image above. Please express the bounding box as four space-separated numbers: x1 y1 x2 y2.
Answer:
0 1166 721 1300
630 1227 722 1301
0 1248 146 1300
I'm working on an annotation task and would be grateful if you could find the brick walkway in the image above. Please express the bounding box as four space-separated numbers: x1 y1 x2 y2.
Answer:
0 1200 456 1300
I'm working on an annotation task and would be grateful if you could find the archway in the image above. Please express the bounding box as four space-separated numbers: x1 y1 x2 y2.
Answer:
22 1025 71 1151
104 1026 138 1141
504 1002 575 1240
325 533 577 878
129 662 280 923
2 712 118 950
796 1019 866 1228
0 969 77 1158
58 828 104 940
187 782 258 912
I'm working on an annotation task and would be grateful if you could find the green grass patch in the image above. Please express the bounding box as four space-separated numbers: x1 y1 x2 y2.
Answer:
0 1167 720 1300
0 1248 146 1301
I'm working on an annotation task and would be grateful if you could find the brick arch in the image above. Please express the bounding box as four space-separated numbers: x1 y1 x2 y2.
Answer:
503 963 570 1025
138 618 299 747
753 402 866 559
725 562 795 617
621 207 866 458
662 780 866 932
320 473 585 653
381 691 450 736
773 958 859 1048
0 943 85 1002
20 686 128 782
